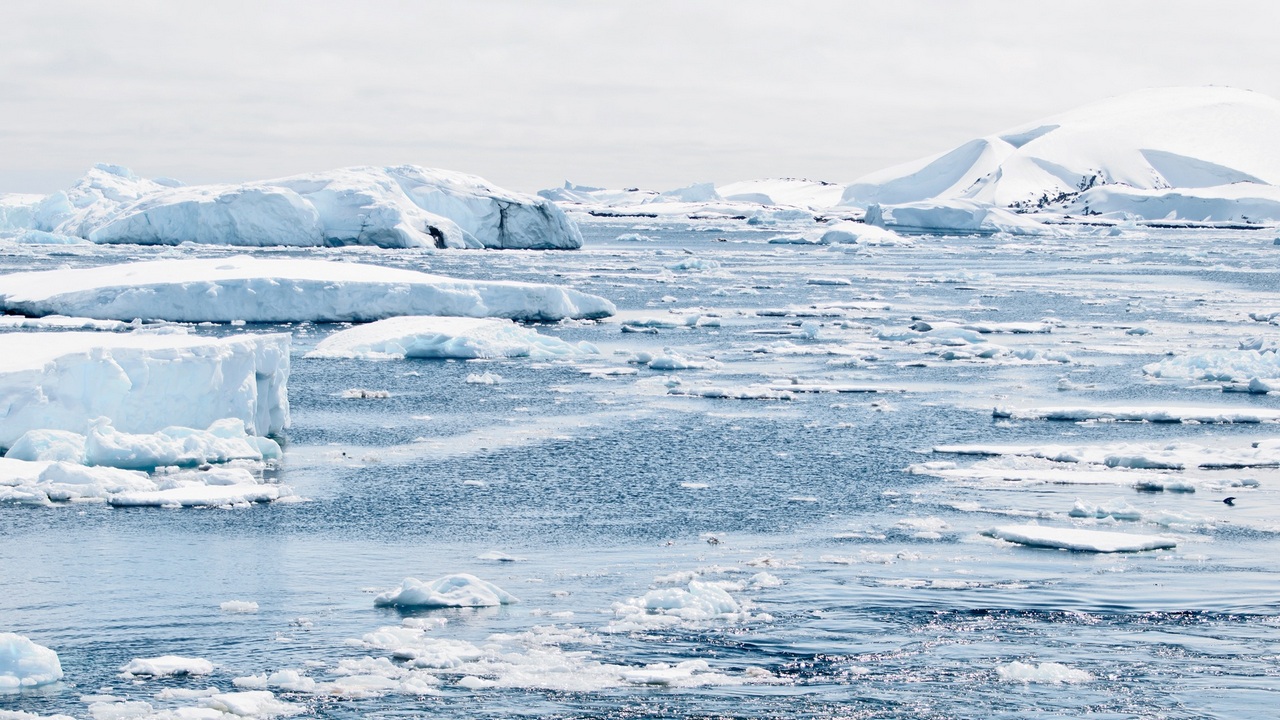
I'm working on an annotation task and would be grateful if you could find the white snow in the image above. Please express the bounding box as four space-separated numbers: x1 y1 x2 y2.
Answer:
307 316 596 360
996 661 1093 684
0 332 289 449
14 163 582 250
842 87 1280 224
984 524 1176 552
373 574 519 609
0 634 63 691
0 256 615 323
119 656 214 677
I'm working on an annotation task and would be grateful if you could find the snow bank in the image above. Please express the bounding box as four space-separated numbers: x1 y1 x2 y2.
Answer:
14 163 582 249
984 524 1176 552
0 332 289 449
0 256 614 323
0 634 63 691
120 655 214 678
996 661 1093 684
373 574 518 609
307 317 596 360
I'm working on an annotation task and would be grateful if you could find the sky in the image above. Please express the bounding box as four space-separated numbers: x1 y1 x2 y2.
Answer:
3 0 1278 195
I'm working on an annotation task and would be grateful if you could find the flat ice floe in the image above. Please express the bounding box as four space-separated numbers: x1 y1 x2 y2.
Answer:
992 404 1280 424
0 634 63 691
0 332 289 449
7 163 582 250
0 256 615 323
7 418 280 469
983 524 1176 552
307 316 596 360
373 575 519 609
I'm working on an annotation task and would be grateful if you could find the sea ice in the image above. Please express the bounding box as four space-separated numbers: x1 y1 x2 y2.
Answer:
992 404 1280 424
307 316 596 360
0 634 63 691
373 574 519 608
996 660 1093 684
984 524 1176 552
0 331 289 449
0 256 615 323
119 655 214 678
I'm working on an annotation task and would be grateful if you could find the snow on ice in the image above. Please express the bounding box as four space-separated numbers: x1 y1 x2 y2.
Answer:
983 524 1177 553
0 256 615 323
119 656 214 678
306 316 597 360
373 575 519 609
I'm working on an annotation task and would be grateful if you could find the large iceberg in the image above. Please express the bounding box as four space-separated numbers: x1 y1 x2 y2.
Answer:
0 256 615 323
307 316 598 360
2 164 582 249
841 86 1280 225
0 331 290 449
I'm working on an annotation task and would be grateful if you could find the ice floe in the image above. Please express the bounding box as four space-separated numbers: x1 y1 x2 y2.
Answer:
119 656 214 678
6 418 280 470
992 404 1280 424
0 634 63 691
0 256 616 323
373 575 519 609
0 458 289 507
983 524 1176 552
0 332 289 449
306 316 596 360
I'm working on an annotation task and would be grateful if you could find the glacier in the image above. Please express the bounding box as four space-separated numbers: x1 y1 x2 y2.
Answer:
0 255 616 323
0 331 290 449
0 164 582 250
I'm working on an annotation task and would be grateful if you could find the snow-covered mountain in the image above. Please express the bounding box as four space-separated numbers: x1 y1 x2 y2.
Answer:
0 164 583 249
841 86 1280 222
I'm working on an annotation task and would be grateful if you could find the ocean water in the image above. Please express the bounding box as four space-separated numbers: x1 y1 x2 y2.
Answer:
3 223 1280 718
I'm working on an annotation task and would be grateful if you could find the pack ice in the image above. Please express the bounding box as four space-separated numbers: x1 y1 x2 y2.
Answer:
0 163 583 249
0 331 289 449
840 86 1280 227
0 256 616 323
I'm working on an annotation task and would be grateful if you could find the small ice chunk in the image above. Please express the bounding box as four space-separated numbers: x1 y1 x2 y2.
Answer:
119 655 214 677
374 574 519 608
996 660 1093 684
984 524 1175 552
0 633 64 691
219 600 260 614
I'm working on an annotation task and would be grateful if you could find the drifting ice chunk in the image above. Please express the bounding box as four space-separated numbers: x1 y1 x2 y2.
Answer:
200 690 301 717
1143 349 1280 384
0 634 63 691
220 600 259 614
984 524 1175 552
0 256 615 323
996 661 1093 684
0 332 289 449
119 655 214 677
374 574 519 608
993 404 1280 423
307 317 596 360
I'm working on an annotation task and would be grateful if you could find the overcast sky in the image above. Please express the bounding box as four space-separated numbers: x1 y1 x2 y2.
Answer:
3 1 1278 194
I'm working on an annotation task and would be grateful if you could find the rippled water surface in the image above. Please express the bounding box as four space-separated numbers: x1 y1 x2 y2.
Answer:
3 223 1280 718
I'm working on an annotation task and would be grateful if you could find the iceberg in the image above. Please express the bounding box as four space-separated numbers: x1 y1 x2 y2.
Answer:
10 164 582 249
0 634 63 691
307 316 597 360
0 332 289 449
0 255 615 323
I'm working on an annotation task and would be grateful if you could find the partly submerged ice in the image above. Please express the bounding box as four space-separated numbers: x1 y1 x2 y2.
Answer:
0 256 616 323
984 524 1176 553
0 634 63 691
373 575 519 609
307 317 597 360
